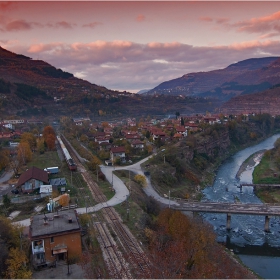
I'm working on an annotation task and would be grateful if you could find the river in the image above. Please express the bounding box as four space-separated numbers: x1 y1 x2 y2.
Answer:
201 133 280 279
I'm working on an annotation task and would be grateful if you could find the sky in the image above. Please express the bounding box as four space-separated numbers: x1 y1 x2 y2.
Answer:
1 1 280 93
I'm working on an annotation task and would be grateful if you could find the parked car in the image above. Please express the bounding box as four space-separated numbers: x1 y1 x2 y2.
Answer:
11 189 19 194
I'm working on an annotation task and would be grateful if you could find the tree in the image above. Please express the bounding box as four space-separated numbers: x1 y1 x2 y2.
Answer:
80 134 88 143
0 217 29 278
181 117 184 126
101 122 109 128
43 125 55 139
134 174 147 187
59 193 70 207
0 149 10 170
20 132 36 151
175 111 180 119
146 209 251 279
45 134 56 150
17 142 32 165
3 194 11 209
37 138 45 154
5 248 32 279
87 155 101 171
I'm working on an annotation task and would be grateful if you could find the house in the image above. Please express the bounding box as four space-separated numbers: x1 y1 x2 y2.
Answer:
72 117 91 126
131 140 145 150
29 209 82 269
125 134 141 142
99 142 112 151
17 166 49 194
150 129 166 141
110 146 126 163
95 136 110 144
173 133 183 140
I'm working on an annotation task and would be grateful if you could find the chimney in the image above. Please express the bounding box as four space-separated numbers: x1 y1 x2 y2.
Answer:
68 217 72 223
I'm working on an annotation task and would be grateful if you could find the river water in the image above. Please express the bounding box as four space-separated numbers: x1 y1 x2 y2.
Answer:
201 133 280 279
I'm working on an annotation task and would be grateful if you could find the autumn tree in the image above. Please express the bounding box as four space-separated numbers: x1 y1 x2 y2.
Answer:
146 209 253 279
37 138 45 154
0 149 10 171
20 132 36 151
87 155 101 171
0 217 30 278
134 174 147 187
17 142 32 165
101 122 109 128
43 125 55 139
45 133 56 150
43 125 56 150
59 193 70 207
5 248 32 279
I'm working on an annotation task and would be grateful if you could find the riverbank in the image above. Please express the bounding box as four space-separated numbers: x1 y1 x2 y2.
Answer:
236 150 266 179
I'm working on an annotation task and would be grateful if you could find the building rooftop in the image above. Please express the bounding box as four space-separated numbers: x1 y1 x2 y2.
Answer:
30 209 81 238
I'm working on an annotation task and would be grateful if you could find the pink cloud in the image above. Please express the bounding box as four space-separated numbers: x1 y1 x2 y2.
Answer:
82 22 102 28
136 14 146 22
28 43 64 53
55 21 75 29
230 10 280 34
8 39 280 92
259 32 279 39
5 20 32 31
199 16 213 22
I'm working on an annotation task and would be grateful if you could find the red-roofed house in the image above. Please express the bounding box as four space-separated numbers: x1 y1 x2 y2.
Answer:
131 140 145 150
126 134 141 142
110 146 126 163
17 166 49 194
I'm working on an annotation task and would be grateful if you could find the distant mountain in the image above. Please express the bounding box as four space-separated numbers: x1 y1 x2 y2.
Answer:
220 84 280 115
137 89 151 94
147 57 280 101
0 46 128 116
0 46 221 118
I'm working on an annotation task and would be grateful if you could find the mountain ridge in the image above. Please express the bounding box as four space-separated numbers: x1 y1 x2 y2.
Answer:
147 57 280 101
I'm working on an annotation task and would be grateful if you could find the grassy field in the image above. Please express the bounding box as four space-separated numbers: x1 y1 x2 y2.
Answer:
253 152 280 203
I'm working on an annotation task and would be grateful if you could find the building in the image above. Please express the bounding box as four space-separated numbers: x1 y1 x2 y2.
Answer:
110 146 126 163
17 166 49 193
131 140 145 150
29 209 82 269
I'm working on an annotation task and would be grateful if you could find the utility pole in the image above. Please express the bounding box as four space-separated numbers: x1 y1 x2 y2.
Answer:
168 189 170 208
126 195 130 221
96 167 98 182
129 170 131 191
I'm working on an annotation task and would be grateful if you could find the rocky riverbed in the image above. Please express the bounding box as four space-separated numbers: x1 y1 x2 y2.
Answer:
236 150 265 179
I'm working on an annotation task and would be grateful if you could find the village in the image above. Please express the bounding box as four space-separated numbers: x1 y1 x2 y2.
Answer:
0 112 265 279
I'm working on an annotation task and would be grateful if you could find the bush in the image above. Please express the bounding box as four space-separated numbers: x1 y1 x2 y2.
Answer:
134 174 147 187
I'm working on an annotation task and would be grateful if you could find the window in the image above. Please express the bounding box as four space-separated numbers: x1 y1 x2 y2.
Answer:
50 237 54 243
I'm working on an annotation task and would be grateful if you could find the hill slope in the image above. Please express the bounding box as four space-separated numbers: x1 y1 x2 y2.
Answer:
147 57 280 101
0 47 222 118
221 85 280 115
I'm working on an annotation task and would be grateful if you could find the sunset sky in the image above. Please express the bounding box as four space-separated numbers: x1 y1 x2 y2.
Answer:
1 1 280 92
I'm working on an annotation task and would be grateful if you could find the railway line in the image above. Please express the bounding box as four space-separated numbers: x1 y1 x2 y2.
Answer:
59 134 152 278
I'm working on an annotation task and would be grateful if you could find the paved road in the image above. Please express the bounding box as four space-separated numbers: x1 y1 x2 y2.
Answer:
0 169 15 201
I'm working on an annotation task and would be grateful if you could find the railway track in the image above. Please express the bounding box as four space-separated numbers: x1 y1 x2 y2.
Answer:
60 134 152 278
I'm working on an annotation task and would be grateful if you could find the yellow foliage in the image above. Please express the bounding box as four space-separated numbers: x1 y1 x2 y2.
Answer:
145 227 155 241
59 193 70 206
5 248 32 279
134 174 147 187
17 142 32 164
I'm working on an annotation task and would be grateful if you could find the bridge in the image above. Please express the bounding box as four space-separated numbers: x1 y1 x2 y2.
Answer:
172 200 280 232
238 183 280 192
